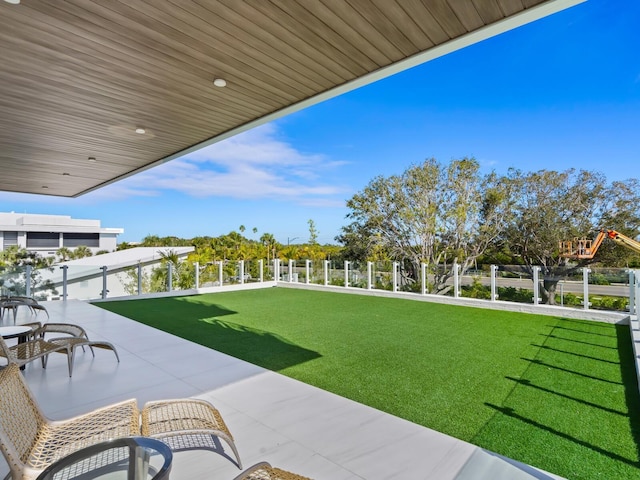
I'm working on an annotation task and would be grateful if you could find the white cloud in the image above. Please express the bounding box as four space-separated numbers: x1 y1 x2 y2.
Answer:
98 123 349 203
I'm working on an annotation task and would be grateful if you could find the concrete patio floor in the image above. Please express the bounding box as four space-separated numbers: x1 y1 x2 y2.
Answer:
1 299 564 479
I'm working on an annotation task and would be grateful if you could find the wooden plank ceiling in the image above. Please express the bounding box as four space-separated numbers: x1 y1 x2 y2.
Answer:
0 0 575 197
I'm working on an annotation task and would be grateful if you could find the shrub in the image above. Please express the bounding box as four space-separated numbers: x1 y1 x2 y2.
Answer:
461 277 491 300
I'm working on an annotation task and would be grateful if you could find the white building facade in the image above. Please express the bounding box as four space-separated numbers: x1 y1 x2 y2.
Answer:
0 212 123 256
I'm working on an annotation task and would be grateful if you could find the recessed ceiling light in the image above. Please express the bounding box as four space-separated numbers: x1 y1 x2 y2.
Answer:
213 78 227 87
88 156 96 162
42 185 48 189
4 0 21 5
62 172 70 176
135 127 146 134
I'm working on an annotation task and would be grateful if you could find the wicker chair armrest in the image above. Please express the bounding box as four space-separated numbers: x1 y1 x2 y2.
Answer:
28 399 141 472
141 398 232 438
47 398 139 427
233 462 313 480
141 398 242 469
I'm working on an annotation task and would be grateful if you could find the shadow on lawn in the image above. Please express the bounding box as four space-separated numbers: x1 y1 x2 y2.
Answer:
110 297 322 372
530 343 620 364
540 333 617 349
615 323 640 465
483 403 640 469
472 318 640 476
504 376 627 416
520 358 623 385
175 297 321 371
196 318 322 371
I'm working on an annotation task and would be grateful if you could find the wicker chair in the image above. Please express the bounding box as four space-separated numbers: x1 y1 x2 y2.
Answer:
33 323 119 376
141 398 243 469
233 462 312 480
0 335 72 377
6 298 49 320
0 364 140 480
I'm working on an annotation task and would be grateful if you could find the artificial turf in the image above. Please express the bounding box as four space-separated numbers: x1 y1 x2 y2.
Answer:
95 288 640 479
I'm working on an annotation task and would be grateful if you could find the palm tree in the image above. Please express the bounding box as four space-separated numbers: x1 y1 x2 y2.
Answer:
260 233 278 266
56 247 73 262
73 245 93 259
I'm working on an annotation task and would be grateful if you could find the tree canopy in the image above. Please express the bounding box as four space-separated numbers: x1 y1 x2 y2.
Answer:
338 159 640 303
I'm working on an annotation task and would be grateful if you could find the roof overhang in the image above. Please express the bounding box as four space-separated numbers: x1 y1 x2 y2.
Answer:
0 0 584 197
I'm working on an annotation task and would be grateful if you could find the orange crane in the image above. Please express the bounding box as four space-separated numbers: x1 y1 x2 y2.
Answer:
559 229 640 259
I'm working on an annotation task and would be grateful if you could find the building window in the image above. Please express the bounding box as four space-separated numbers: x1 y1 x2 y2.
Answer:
26 232 59 248
63 233 99 248
3 231 18 248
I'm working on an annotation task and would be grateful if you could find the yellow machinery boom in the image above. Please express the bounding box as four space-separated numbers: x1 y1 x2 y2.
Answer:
560 229 640 259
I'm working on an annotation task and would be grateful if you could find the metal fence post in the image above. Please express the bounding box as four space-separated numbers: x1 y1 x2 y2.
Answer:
421 262 426 295
259 259 264 282
453 262 460 298
367 262 373 290
288 259 294 283
167 263 173 292
305 260 311 284
137 262 142 295
533 267 541 305
634 269 640 315
194 262 199 290
344 261 349 287
392 262 398 293
582 267 590 310
239 260 245 285
628 270 636 314
60 265 68 301
490 264 498 301
218 261 224 286
324 260 329 286
25 264 32 297
100 266 108 299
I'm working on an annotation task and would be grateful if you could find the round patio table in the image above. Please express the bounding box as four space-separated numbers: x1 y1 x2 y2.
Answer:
0 325 33 370
35 436 172 480
0 325 32 342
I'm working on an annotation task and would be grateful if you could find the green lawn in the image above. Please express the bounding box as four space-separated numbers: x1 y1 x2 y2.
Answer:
95 288 640 479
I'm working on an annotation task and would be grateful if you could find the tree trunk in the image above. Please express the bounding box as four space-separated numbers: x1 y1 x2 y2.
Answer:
543 277 559 305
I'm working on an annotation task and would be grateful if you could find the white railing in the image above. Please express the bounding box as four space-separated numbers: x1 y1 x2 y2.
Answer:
0 261 636 313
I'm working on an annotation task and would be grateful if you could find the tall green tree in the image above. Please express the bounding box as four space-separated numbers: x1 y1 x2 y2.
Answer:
340 158 508 293
502 169 640 304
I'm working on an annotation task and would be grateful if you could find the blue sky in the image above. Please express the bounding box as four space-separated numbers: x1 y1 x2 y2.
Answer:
1 0 638 245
